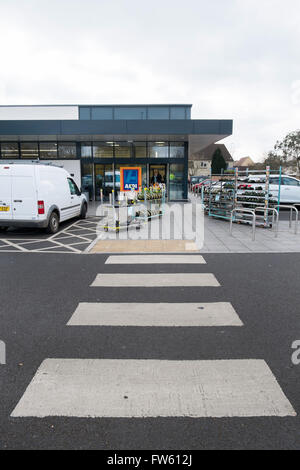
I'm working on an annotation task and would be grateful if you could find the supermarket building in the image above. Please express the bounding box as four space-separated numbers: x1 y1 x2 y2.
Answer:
0 104 233 201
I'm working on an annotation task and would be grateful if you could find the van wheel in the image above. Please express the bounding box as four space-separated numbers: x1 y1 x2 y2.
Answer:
46 212 59 234
0 226 8 232
80 203 88 219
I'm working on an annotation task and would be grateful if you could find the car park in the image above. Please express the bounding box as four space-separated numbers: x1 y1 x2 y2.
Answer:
0 163 88 234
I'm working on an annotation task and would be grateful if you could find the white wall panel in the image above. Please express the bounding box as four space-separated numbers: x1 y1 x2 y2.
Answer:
0 106 78 120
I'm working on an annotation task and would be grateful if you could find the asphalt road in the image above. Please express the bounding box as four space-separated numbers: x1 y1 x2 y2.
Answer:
0 252 300 449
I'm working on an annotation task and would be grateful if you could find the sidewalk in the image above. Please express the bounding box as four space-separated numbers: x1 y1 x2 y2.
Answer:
87 198 300 254
202 216 300 253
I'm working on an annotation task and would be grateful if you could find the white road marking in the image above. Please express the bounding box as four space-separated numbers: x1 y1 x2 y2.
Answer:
91 273 220 287
9 239 47 245
1 239 28 252
67 302 243 327
105 255 206 265
11 359 296 418
47 220 79 240
50 240 81 253
0 219 100 253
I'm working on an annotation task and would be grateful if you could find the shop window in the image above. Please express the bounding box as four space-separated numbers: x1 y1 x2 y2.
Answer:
134 142 147 158
1 142 19 159
150 165 166 185
81 163 94 201
114 142 132 158
20 142 38 159
93 142 114 158
58 142 77 159
169 142 185 158
39 142 58 159
81 142 92 158
94 164 113 200
169 163 184 200
148 142 169 158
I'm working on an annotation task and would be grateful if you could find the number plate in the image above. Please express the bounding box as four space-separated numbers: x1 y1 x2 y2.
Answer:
0 206 9 212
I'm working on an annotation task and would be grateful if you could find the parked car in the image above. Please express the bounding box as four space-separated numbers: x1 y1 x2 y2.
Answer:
190 176 207 186
241 175 300 204
192 179 211 193
0 163 88 234
270 175 300 204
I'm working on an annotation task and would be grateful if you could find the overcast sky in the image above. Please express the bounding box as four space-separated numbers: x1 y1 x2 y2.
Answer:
0 0 300 161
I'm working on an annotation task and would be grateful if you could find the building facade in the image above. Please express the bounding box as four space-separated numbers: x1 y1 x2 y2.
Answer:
0 104 233 201
189 143 234 177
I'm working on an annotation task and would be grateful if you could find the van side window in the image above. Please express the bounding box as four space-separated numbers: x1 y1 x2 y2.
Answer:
68 178 77 195
68 178 81 196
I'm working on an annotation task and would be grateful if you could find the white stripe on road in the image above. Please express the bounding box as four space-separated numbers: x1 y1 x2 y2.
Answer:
91 273 220 287
105 255 206 265
11 359 296 418
67 302 243 327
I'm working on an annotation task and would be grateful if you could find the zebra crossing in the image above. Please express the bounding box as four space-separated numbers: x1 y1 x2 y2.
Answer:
11 254 296 420
67 302 243 327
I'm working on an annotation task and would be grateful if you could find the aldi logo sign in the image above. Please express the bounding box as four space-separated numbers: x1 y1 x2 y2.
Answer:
120 167 142 192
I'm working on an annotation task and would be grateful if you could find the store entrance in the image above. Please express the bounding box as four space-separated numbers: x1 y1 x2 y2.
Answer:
149 164 167 187
94 164 113 201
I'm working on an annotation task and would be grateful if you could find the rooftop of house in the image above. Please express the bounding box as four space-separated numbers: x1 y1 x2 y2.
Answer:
190 143 234 162
233 156 255 167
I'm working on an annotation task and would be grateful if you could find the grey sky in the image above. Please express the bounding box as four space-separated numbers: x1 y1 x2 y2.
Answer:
0 0 300 160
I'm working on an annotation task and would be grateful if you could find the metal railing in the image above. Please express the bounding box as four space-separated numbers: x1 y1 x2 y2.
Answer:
255 207 279 238
278 205 299 235
230 208 256 241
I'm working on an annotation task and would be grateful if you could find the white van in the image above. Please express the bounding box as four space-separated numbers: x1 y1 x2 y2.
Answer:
0 163 88 234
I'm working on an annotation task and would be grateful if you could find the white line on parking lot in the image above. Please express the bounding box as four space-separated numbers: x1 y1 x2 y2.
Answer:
2 239 28 252
11 359 296 418
105 255 207 264
67 302 243 327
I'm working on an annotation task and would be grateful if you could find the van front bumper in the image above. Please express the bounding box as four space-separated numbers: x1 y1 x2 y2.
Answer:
0 219 48 229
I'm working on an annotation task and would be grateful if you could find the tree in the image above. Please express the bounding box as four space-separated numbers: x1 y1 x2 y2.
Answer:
211 148 227 174
263 151 284 170
271 130 300 174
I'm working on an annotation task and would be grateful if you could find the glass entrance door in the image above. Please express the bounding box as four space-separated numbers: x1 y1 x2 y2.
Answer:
149 164 167 186
94 164 113 201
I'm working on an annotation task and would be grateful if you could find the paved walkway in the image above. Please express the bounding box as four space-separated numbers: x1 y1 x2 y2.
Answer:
88 198 300 254
202 214 300 253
